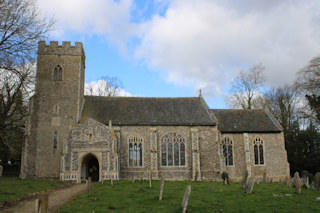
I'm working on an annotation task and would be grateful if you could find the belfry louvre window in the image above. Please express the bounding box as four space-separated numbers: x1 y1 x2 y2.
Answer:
161 133 185 166
254 136 264 165
53 65 62 81
222 136 233 166
128 136 143 167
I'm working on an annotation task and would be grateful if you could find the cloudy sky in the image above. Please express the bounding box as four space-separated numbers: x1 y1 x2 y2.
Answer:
38 0 320 108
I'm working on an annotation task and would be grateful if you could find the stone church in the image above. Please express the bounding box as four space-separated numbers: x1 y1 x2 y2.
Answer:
20 41 290 182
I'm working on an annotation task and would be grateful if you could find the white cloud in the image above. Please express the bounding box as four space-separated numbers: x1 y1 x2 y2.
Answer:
135 0 320 97
38 0 320 99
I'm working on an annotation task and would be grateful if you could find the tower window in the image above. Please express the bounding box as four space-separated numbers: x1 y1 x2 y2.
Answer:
53 65 63 81
53 130 58 149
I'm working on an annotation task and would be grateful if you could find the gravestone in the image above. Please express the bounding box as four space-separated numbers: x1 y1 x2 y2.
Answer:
35 194 48 213
158 177 165 200
246 177 255 193
302 176 309 189
221 171 229 185
132 177 135 183
88 177 92 196
0 165 3 177
293 172 300 188
263 169 267 182
295 176 302 194
111 175 113 186
241 170 248 189
314 172 320 190
182 185 191 213
285 177 292 187
209 180 214 191
149 170 152 188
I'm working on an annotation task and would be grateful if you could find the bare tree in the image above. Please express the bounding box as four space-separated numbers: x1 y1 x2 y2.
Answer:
0 0 54 72
264 85 298 134
85 76 123 97
295 56 320 124
227 63 266 109
0 0 53 163
0 63 36 162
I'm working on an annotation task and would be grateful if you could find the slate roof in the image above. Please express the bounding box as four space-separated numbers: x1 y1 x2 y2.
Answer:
81 96 216 126
210 109 282 133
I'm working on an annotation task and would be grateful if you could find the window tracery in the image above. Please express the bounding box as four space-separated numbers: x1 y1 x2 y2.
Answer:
254 136 264 165
128 136 143 167
161 133 186 166
53 65 62 81
222 136 233 166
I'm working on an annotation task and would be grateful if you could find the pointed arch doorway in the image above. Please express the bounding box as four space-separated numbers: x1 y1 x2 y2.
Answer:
81 154 99 182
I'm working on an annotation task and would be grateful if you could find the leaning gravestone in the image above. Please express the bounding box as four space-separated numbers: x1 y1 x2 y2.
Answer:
241 170 248 189
246 177 255 193
0 165 3 177
158 177 165 200
182 185 191 213
314 172 320 190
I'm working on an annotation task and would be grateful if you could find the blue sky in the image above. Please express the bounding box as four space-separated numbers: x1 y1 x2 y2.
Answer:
38 0 320 109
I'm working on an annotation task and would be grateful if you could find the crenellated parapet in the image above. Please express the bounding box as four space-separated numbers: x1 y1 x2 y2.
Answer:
38 41 85 57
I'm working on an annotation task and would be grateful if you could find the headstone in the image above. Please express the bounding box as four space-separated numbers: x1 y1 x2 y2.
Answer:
158 177 165 200
149 170 152 188
302 176 309 189
111 175 113 186
0 165 3 177
35 199 39 213
39 193 48 213
221 171 229 185
132 177 135 183
35 194 49 213
292 172 300 188
263 169 267 182
246 177 255 193
295 176 302 194
209 180 214 191
241 170 248 189
314 172 320 190
285 177 292 187
88 177 92 196
182 185 191 213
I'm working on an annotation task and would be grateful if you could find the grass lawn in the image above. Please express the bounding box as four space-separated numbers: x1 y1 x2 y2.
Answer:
59 180 320 213
0 177 66 203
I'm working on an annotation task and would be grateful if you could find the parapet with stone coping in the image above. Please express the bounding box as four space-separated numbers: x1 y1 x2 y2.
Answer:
38 41 85 57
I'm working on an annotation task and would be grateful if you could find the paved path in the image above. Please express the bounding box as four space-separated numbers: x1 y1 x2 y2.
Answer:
2 183 87 213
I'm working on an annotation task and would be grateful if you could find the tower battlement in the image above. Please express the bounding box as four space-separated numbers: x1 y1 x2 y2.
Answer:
38 41 85 57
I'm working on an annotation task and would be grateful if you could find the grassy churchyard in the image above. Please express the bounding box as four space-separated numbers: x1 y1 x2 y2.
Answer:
60 180 320 213
0 177 66 204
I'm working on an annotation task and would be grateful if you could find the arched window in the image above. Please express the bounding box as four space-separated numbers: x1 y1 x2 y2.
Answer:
161 133 185 166
128 136 143 167
53 65 62 81
222 136 233 166
254 136 264 165
53 130 58 149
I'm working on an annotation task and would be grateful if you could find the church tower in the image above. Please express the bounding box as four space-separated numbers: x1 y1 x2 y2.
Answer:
20 41 85 178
